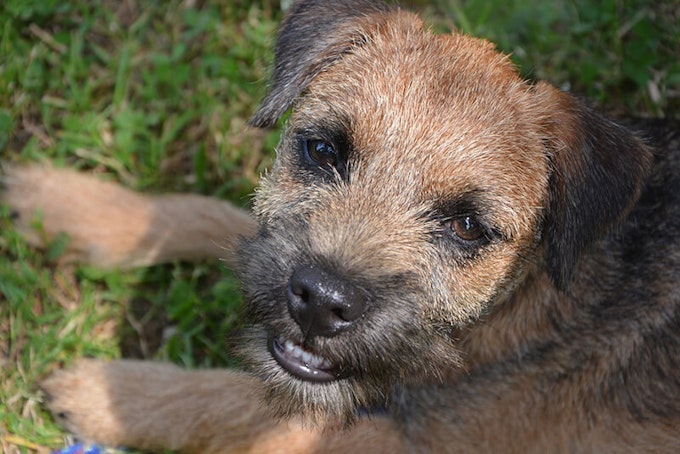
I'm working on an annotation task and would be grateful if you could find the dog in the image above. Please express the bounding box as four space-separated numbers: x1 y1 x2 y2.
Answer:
3 0 680 452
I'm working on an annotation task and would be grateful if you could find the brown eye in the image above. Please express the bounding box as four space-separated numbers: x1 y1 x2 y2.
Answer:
305 139 337 168
451 216 485 242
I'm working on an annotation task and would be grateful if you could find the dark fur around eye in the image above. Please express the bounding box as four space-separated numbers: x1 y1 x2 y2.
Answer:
295 129 351 181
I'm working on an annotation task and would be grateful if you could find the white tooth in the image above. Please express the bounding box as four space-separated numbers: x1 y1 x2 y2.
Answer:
311 356 323 368
302 351 312 364
284 339 294 352
279 337 333 369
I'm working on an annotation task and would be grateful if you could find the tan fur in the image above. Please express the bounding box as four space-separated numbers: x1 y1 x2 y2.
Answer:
43 360 406 453
4 0 680 452
2 165 256 267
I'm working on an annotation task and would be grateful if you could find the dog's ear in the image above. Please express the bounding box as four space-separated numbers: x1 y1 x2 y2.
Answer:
249 0 393 128
534 82 653 290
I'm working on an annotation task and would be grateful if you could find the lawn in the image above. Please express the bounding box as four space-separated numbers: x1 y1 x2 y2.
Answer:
0 0 677 452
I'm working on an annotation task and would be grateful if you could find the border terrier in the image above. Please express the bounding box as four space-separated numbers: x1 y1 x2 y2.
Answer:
3 0 680 452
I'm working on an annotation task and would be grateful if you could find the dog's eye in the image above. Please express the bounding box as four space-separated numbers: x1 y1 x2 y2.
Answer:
296 133 350 181
304 139 338 169
450 216 485 242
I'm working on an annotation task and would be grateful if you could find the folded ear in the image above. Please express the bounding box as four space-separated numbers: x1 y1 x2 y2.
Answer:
249 0 393 128
534 82 653 290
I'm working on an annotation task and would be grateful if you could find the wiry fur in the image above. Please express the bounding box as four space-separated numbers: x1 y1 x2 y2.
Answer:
4 0 680 452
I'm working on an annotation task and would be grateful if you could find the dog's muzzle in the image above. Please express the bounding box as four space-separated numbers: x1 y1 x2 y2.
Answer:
268 264 367 382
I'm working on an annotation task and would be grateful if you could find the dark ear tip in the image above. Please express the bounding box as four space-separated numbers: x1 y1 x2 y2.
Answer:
248 109 278 129
249 0 398 130
540 89 652 295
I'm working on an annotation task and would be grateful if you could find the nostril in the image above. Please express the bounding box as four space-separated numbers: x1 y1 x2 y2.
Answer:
331 306 354 324
328 290 365 323
331 307 345 319
290 283 309 301
286 280 307 314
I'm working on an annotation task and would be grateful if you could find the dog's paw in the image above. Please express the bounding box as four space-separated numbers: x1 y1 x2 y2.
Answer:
0 165 151 267
42 359 130 446
1 165 47 244
42 359 201 450
0 165 92 262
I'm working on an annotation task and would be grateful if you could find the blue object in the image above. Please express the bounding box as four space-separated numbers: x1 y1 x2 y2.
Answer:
52 443 126 454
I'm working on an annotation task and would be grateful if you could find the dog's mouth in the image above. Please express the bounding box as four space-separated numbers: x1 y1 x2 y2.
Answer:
268 336 346 382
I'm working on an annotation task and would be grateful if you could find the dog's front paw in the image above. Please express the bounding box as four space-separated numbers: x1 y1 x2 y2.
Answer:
1 166 79 229
42 358 204 451
0 165 156 268
42 359 131 446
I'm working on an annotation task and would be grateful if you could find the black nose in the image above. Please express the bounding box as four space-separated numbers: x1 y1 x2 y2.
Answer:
286 265 367 338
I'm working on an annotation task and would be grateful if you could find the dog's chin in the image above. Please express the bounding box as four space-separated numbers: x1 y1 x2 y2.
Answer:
236 323 462 424
235 327 388 424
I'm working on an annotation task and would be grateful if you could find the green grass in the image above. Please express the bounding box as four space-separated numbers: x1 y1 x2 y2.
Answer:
1 1 281 452
433 0 680 116
0 1 677 453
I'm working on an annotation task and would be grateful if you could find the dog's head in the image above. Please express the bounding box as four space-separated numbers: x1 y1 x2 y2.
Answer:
236 0 652 423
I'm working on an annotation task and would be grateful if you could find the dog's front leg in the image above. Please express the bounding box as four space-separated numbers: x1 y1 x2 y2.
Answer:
42 359 406 453
1 165 256 268
42 359 268 452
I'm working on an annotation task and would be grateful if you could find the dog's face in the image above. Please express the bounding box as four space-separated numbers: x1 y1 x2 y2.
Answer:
236 0 650 423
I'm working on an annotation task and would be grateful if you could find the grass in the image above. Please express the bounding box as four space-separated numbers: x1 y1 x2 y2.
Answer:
1 1 281 452
0 1 677 453
434 0 680 115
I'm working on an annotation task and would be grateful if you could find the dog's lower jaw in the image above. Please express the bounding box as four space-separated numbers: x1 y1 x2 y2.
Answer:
235 327 387 425
269 335 347 382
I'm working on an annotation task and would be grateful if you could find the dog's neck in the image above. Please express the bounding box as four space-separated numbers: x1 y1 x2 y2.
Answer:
457 269 567 374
